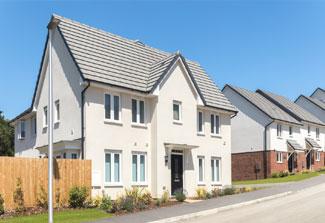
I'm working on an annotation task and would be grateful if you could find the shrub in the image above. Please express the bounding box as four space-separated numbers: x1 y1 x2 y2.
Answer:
211 188 222 197
175 190 186 202
36 185 48 209
92 195 102 208
100 194 112 212
302 169 310 174
206 192 212 199
155 198 161 207
161 190 170 203
196 187 208 199
121 196 134 212
13 178 25 212
55 187 61 208
68 186 89 208
289 172 296 176
0 193 4 215
140 190 153 206
271 172 278 178
223 187 235 196
278 171 287 178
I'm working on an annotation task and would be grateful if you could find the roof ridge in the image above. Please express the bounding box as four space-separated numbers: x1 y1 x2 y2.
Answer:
52 14 171 58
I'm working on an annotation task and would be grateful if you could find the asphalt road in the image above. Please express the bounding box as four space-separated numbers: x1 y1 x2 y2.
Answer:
182 183 325 223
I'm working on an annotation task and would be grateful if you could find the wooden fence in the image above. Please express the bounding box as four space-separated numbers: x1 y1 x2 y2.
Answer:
0 157 91 210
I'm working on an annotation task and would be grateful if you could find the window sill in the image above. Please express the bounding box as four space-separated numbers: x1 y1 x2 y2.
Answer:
104 183 123 187
18 138 25 141
173 120 183 125
276 161 283 164
197 182 206 186
197 132 205 136
131 123 147 129
211 182 222 186
131 182 148 187
104 120 123 126
211 134 222 138
277 137 283 140
289 135 293 138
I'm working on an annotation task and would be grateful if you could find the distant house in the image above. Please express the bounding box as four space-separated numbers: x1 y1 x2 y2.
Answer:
10 15 237 198
222 85 325 181
295 88 325 123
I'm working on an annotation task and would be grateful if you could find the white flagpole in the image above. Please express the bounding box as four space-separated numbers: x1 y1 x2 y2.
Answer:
47 16 59 223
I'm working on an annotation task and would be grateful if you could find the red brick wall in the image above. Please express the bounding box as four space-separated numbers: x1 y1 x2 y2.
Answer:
232 151 265 181
311 151 325 171
296 152 306 172
267 150 288 176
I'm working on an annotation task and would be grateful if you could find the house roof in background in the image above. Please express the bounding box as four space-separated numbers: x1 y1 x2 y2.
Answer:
224 85 301 125
295 95 325 111
257 89 324 126
54 14 237 112
311 87 325 97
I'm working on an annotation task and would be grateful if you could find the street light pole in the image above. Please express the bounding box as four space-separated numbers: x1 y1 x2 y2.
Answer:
47 16 60 223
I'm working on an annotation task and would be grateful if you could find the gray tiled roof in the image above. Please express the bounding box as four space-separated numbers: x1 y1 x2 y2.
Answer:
225 85 301 125
300 95 325 110
257 90 324 126
54 15 236 112
287 139 304 151
305 138 321 148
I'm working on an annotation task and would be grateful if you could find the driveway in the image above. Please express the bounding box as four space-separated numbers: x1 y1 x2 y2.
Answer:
184 181 325 223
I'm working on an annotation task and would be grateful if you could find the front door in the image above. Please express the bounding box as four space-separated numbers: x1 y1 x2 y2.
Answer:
171 154 183 195
306 152 311 170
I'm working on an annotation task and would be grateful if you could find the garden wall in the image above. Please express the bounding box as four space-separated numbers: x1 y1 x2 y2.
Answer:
0 157 91 210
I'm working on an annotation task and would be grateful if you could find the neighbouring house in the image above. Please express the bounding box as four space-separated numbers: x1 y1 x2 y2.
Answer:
295 88 325 123
10 15 237 198
222 85 325 181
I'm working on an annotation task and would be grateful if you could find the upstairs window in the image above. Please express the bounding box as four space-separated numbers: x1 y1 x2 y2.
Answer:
197 111 204 134
105 94 120 121
31 116 37 135
316 128 320 139
55 100 60 123
308 125 311 135
43 106 48 127
132 99 145 124
173 101 182 122
19 120 26 140
210 114 220 135
277 124 282 137
289 126 293 136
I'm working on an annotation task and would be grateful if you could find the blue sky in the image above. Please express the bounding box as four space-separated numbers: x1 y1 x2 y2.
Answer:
1 1 325 119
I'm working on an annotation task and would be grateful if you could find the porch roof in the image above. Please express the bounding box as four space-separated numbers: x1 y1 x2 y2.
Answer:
287 139 304 152
164 143 199 150
305 138 321 149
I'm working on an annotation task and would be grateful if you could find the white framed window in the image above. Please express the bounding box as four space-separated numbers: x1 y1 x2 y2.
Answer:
198 156 205 184
277 124 282 137
18 120 26 140
211 158 221 183
71 153 78 159
132 152 147 184
308 125 311 135
316 151 321 161
104 94 121 121
131 99 145 124
289 126 293 136
173 101 182 122
316 128 320 139
197 111 204 134
54 100 60 123
105 151 121 184
276 152 283 163
43 106 48 127
210 114 220 135
31 116 36 136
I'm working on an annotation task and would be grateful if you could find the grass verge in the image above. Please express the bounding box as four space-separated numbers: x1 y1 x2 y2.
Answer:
0 208 111 223
233 171 322 185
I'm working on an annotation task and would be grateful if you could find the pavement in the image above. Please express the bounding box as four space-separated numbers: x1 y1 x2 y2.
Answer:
90 174 325 223
183 181 325 223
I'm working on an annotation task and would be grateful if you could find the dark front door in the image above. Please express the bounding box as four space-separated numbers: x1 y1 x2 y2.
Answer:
306 152 311 170
171 154 183 195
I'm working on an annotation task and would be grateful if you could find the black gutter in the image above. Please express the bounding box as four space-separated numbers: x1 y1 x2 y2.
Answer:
81 81 90 159
264 120 273 178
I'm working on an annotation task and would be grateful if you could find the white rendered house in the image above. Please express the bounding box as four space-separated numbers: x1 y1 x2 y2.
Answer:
11 15 237 198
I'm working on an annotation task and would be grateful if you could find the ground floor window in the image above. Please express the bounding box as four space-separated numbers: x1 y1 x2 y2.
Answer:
316 151 321 161
198 156 205 184
71 153 78 159
105 151 121 183
211 158 221 183
132 153 146 183
276 152 283 163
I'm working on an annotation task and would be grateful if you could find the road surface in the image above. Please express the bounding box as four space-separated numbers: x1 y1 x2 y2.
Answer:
182 183 325 223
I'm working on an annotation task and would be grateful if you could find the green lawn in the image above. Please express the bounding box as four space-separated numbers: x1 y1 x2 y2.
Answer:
0 209 111 223
233 171 322 185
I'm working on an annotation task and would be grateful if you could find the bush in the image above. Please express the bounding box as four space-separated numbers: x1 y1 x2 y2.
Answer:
206 192 212 199
68 186 89 208
223 187 235 196
196 187 208 199
0 193 4 215
278 171 289 178
140 190 153 206
155 198 161 207
161 190 170 203
55 187 61 208
211 188 222 197
100 194 112 212
121 196 134 212
13 178 25 212
175 190 186 202
36 185 48 209
271 172 279 178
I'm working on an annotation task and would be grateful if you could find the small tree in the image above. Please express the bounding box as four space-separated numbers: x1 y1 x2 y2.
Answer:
36 185 48 209
13 178 25 212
